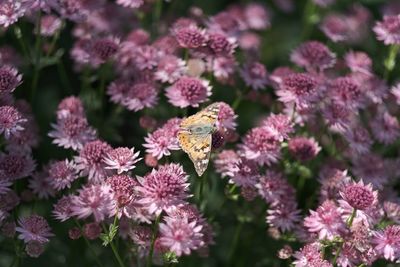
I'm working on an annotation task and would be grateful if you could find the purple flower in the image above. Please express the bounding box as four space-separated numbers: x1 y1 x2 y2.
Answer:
373 225 400 261
166 77 211 108
89 37 120 66
266 201 301 232
207 33 236 56
370 111 400 145
340 180 378 210
174 25 208 49
290 41 336 72
322 102 353 133
304 200 346 241
158 215 204 256
0 105 27 139
39 15 62 36
104 147 141 174
0 1 27 28
28 166 56 200
49 115 97 151
215 102 237 131
0 152 35 181
116 0 143 8
72 184 117 222
213 149 240 177
329 77 363 109
256 171 293 204
16 215 53 244
343 125 372 155
288 137 321 161
261 113 294 141
211 56 236 80
135 164 190 216
320 14 349 43
125 82 159 112
106 174 137 208
25 240 45 258
56 96 85 119
132 45 160 70
373 15 400 45
0 65 22 94
351 154 388 189
244 3 270 30
277 73 319 107
344 51 372 75
143 118 181 160
53 195 74 222
240 127 281 166
240 62 268 90
47 160 79 191
155 55 186 84
293 243 332 267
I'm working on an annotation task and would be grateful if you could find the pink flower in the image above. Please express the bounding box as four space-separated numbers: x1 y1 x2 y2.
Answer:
0 65 22 94
143 118 181 160
116 0 143 8
56 96 85 119
166 77 212 108
329 77 363 109
288 137 321 161
47 160 79 191
106 174 137 208
344 125 372 155
290 41 336 73
135 164 190 216
240 62 268 90
0 152 36 181
39 15 62 36
215 102 237 131
277 73 319 107
28 166 56 199
266 201 301 232
74 140 113 183
322 102 353 133
293 243 332 267
25 240 45 258
256 171 294 204
125 83 158 112
72 184 117 222
344 51 372 75
48 115 97 151
261 113 294 141
0 105 27 139
340 180 378 211
104 147 141 174
244 3 270 30
373 15 400 45
0 1 27 28
158 215 204 256
53 195 74 222
304 200 346 241
370 111 400 145
89 37 120 66
207 33 236 56
174 25 208 49
16 215 53 244
83 222 102 240
155 55 186 84
213 150 240 177
373 225 400 261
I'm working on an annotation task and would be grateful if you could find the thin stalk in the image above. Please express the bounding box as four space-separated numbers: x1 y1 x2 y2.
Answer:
228 222 243 264
13 26 31 61
146 215 161 267
301 0 317 40
152 0 163 36
332 208 357 266
384 44 399 81
74 220 105 267
101 222 125 267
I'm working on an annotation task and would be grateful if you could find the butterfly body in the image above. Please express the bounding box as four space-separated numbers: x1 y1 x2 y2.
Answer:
178 103 220 176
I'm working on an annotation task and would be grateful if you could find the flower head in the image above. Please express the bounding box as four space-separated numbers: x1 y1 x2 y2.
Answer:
374 15 400 45
0 152 35 181
0 105 27 139
240 62 268 90
277 73 319 106
53 195 74 222
106 174 137 208
288 137 320 161
373 225 400 261
104 147 141 174
0 66 22 94
174 25 208 49
47 160 78 191
155 55 186 84
16 215 53 244
290 41 336 72
166 77 212 108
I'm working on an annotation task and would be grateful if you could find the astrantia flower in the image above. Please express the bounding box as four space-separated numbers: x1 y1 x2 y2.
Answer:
211 56 236 80
370 111 400 145
329 77 363 109
391 83 400 105
256 171 293 204
0 152 35 181
0 178 11 195
207 33 236 56
0 0 27 28
104 147 141 174
53 195 74 222
166 76 212 108
240 127 281 166
135 164 190 215
155 55 186 84
125 82 159 112
49 115 96 151
293 243 331 267
373 225 400 261
28 167 55 199
143 118 181 159
261 113 294 141
229 158 259 188
244 3 270 30
322 102 353 133
74 140 113 183
384 201 400 224
158 215 204 256
320 14 349 43
39 15 62 36
277 73 319 107
266 201 301 232
131 45 160 70
174 25 208 49
0 66 22 94
72 184 116 222
373 15 400 45
215 102 237 131
106 174 137 208
345 51 372 75
89 37 120 66
83 222 102 240
16 215 53 244
340 180 377 210
25 240 44 258
47 160 78 191
213 150 240 177
351 153 388 189
0 105 27 139
288 137 320 161
318 168 351 201
240 62 268 90
304 200 346 241
56 96 85 119
116 0 143 8
343 125 372 155
0 190 19 212
290 41 336 73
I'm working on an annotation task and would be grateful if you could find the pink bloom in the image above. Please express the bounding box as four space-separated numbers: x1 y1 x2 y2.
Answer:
25 240 45 258
229 158 259 188
0 105 27 139
28 166 56 199
290 41 336 72
373 15 400 45
47 160 79 191
56 96 85 119
211 56 236 80
244 3 270 30
391 83 400 105
135 164 190 216
344 125 372 155
132 45 160 70
16 215 53 244
174 25 208 49
0 190 19 212
277 73 319 107
240 62 268 90
351 154 388 189
213 149 240 177
106 174 137 208
344 51 372 75
370 111 400 145
89 37 120 66
207 33 236 56
373 225 400 261
155 55 186 84
261 113 294 141
166 77 212 108
288 137 321 161
158 215 204 256
304 200 346 241
0 65 22 94
143 118 181 160
53 195 74 222
72 184 117 222
215 102 237 131
116 0 143 8
125 83 158 112
293 243 332 267
329 77 363 109
83 222 102 240
256 171 295 204
0 0 27 28
0 152 36 181
322 102 353 133
74 140 112 183
320 14 349 42
340 180 378 211
48 115 97 151
384 201 400 224
266 201 301 232
104 147 141 174
39 15 62 36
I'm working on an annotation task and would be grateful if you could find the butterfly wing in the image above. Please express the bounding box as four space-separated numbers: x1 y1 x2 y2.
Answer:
178 131 211 176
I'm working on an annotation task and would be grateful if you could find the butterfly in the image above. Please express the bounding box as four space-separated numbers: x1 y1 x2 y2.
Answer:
178 103 220 176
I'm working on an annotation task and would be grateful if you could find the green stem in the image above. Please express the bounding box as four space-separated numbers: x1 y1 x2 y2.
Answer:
57 60 72 94
13 26 31 61
74 220 105 267
152 0 163 36
101 222 125 267
384 44 399 81
332 208 357 266
228 222 243 264
184 49 189 63
146 215 161 267
301 0 317 40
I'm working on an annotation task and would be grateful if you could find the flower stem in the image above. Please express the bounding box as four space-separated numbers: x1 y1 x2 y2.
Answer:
146 214 161 267
332 208 357 266
31 11 42 103
384 44 399 81
228 222 243 264
101 222 125 267
301 0 317 40
152 0 163 36
13 26 31 61
74 220 105 267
